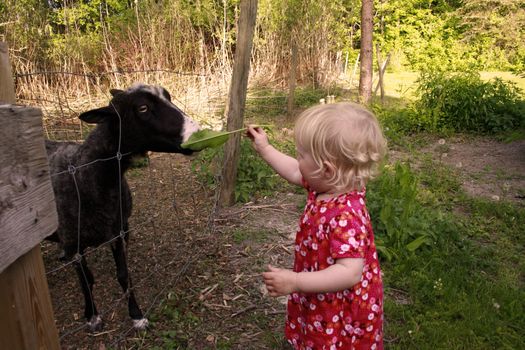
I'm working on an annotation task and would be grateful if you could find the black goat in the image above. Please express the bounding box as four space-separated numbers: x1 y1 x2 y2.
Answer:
45 84 200 331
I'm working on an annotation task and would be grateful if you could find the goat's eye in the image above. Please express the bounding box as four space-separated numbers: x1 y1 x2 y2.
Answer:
138 105 148 113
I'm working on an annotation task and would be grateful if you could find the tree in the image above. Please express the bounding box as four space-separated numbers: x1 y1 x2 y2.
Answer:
359 0 373 104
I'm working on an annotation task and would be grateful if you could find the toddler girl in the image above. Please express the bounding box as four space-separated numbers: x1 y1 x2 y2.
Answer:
247 102 387 350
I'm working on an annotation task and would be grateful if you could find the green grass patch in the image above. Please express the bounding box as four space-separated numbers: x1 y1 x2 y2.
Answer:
377 148 525 349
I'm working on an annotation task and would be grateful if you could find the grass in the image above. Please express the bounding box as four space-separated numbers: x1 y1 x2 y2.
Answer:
379 145 525 349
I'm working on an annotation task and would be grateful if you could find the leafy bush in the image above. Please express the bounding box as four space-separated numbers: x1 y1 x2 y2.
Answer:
415 71 525 134
190 137 294 203
367 162 456 261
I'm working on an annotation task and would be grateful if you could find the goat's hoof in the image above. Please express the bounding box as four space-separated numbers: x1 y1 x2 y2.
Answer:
87 315 104 332
132 318 149 330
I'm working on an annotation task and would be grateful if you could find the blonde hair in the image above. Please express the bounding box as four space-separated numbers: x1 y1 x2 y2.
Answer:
294 102 387 191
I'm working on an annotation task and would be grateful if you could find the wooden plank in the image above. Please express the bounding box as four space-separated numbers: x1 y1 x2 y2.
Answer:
0 42 16 104
0 246 60 350
0 105 58 273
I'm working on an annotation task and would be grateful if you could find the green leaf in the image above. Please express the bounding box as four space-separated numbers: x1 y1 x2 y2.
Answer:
181 125 271 151
406 235 430 252
181 129 233 151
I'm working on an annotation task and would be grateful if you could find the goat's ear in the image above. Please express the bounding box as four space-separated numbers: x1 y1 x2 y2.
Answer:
79 106 116 124
110 89 124 96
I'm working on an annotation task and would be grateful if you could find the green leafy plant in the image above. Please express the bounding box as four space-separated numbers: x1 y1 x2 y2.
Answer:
415 71 525 134
367 162 453 261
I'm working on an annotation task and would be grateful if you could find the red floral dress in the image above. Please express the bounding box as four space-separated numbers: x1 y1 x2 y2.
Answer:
285 186 384 350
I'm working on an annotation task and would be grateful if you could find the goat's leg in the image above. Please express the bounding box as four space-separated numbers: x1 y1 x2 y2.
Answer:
74 255 103 332
111 237 148 330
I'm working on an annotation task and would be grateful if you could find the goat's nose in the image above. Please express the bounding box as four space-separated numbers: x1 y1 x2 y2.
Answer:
182 117 201 142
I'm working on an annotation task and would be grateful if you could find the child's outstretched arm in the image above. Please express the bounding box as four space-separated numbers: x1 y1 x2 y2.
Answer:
263 258 364 296
246 125 302 186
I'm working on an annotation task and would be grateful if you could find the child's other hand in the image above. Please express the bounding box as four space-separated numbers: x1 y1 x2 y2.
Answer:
246 125 270 154
262 265 297 297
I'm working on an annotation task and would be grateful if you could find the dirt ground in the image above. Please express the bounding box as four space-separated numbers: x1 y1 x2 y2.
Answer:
42 136 524 349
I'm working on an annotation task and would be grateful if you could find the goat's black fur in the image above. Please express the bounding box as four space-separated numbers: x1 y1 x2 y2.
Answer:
45 84 200 331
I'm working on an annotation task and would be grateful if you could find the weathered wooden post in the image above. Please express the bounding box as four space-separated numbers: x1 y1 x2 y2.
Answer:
0 42 60 350
219 0 258 206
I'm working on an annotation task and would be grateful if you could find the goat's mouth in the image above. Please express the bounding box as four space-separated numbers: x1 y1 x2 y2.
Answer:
178 146 195 155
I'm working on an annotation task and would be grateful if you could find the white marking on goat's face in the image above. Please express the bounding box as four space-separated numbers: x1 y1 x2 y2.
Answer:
182 116 200 142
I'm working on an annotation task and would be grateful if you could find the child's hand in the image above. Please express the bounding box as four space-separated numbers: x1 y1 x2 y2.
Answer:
246 125 270 154
262 265 298 297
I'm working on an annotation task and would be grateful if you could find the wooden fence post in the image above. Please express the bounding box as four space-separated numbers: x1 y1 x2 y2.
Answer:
0 42 60 350
219 0 258 206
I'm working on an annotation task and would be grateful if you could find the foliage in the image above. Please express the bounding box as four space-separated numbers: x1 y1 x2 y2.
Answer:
367 162 456 261
415 71 525 133
457 0 525 71
3 0 525 90
376 0 523 71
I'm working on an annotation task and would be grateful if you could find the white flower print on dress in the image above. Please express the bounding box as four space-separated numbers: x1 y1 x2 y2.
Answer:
363 293 369 301
332 315 340 322
340 244 350 252
368 313 375 320
326 328 334 335
339 219 348 227
362 280 369 288
320 206 327 213
349 237 358 248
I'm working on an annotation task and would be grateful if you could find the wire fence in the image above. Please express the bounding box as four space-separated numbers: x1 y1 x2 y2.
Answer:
31 69 228 347
15 65 356 347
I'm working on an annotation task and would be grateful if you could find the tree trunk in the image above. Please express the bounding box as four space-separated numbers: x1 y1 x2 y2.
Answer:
219 0 258 206
359 0 374 105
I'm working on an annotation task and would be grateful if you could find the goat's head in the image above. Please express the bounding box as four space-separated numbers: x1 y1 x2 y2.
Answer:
78 84 201 155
